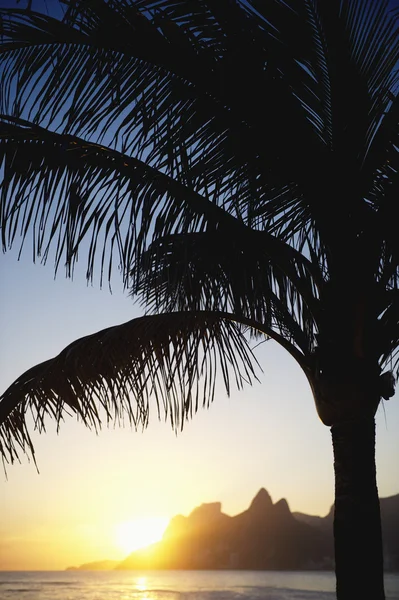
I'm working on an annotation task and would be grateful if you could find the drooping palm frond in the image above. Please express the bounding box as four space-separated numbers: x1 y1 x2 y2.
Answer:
0 115 245 284
379 290 399 373
1 1 397 270
0 1 329 253
364 91 399 290
0 311 262 465
0 115 323 345
134 229 322 357
1 0 399 463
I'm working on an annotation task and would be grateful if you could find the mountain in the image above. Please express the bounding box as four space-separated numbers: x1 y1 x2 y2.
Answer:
66 489 399 571
294 493 399 571
379 495 399 570
116 488 333 570
66 559 119 571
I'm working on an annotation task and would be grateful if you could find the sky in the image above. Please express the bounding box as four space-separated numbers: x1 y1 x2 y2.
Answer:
1 248 399 570
0 0 399 573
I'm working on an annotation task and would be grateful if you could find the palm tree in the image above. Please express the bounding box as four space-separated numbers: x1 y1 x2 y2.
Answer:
0 0 398 597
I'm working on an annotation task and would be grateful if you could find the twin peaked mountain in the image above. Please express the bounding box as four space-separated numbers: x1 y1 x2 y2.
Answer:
117 488 332 570
67 488 399 571
116 488 399 571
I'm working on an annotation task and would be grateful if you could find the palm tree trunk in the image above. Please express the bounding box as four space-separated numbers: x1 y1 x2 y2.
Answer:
331 417 385 600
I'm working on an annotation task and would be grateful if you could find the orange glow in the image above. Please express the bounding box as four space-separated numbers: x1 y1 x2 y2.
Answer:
114 517 169 554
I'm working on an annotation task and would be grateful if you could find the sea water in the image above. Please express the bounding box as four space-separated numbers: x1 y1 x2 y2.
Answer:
0 570 399 600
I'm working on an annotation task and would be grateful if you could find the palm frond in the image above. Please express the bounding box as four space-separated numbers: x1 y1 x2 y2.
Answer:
0 2 326 241
134 228 322 355
1 0 399 466
378 289 399 376
342 0 399 158
0 311 261 466
0 115 249 284
0 115 327 297
2 1 398 251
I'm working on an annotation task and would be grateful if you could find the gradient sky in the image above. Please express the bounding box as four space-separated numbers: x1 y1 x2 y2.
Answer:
1 247 399 570
0 0 399 571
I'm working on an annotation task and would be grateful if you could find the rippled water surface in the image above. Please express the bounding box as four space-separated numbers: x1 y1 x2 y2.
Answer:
1 570 398 600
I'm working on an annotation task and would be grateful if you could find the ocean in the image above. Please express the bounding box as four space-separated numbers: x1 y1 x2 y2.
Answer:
0 570 399 600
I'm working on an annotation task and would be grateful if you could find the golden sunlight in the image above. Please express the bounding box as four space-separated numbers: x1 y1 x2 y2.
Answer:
115 517 169 554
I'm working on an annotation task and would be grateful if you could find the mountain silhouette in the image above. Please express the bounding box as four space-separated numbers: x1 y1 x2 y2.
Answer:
116 488 333 570
294 493 399 571
66 489 399 571
66 560 119 571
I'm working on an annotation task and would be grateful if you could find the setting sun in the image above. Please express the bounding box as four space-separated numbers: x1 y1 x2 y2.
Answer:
115 517 169 554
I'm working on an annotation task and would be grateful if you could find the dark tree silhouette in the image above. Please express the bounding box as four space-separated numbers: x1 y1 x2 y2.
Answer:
0 1 398 598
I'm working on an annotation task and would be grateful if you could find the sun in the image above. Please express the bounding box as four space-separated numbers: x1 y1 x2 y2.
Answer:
115 517 169 554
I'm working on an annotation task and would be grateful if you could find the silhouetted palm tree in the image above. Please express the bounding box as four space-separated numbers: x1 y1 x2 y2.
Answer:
0 1 398 598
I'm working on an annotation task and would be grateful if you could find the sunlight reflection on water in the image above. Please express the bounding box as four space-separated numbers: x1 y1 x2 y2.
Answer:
0 571 398 600
135 575 148 591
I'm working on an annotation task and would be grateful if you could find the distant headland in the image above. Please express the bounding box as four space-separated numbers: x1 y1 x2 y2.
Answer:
66 488 399 572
